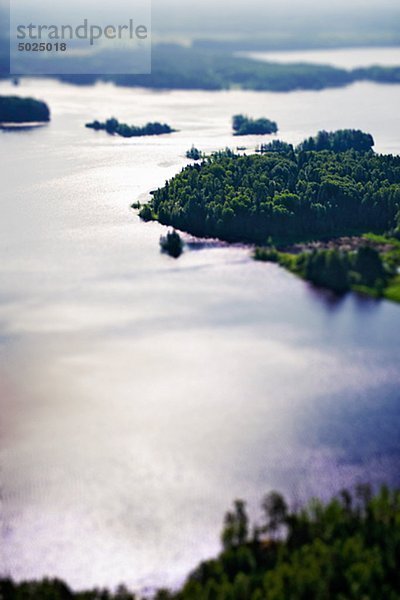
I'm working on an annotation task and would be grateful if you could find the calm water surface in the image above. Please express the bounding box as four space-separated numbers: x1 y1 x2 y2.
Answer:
241 46 400 69
1 69 400 591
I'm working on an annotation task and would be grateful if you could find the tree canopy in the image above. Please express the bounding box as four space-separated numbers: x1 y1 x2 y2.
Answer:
140 132 400 244
298 129 374 153
3 486 400 600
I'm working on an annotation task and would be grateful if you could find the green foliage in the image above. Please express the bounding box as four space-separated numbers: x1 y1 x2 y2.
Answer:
254 247 280 262
138 204 154 221
160 229 184 258
85 118 176 138
261 492 288 537
232 114 278 136
221 500 250 551
142 134 400 244
257 140 295 160
186 146 203 160
302 249 352 293
3 487 400 600
384 275 400 303
298 129 374 153
352 245 387 288
256 245 391 297
0 95 50 123
174 486 400 600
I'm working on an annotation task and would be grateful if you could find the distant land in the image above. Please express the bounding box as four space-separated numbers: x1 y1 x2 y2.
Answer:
57 45 400 91
2 44 400 92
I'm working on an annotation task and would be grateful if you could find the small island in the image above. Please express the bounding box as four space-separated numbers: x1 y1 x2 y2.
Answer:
186 146 203 160
232 114 278 136
0 95 50 124
160 230 184 258
85 118 176 138
140 129 400 301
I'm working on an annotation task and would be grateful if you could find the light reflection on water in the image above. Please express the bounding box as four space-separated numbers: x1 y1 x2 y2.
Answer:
0 74 400 591
240 46 400 69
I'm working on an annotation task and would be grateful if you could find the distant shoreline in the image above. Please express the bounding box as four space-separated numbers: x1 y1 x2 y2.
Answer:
4 44 400 93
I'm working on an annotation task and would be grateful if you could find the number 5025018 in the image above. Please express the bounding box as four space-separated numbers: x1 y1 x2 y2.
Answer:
18 42 67 51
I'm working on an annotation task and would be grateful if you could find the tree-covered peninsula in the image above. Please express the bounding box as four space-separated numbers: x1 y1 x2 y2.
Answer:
139 129 400 300
2 485 400 599
232 114 278 136
139 130 399 243
0 95 50 123
85 118 176 138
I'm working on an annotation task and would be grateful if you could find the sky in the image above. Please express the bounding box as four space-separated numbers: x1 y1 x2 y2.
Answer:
1 0 400 44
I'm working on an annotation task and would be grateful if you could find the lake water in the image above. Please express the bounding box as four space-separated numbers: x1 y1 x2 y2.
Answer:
241 46 400 69
1 68 400 592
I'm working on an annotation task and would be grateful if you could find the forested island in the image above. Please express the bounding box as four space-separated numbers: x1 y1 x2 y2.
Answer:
233 114 278 136
186 146 203 160
140 129 400 300
0 95 50 123
2 485 400 599
160 230 184 258
85 118 176 138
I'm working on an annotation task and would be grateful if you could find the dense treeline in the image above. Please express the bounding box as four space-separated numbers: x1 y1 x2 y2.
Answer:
300 245 388 292
0 95 50 123
255 234 400 301
298 129 374 153
85 118 175 138
257 140 295 159
255 245 390 294
172 485 400 600
140 131 400 244
232 114 278 136
2 486 400 600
